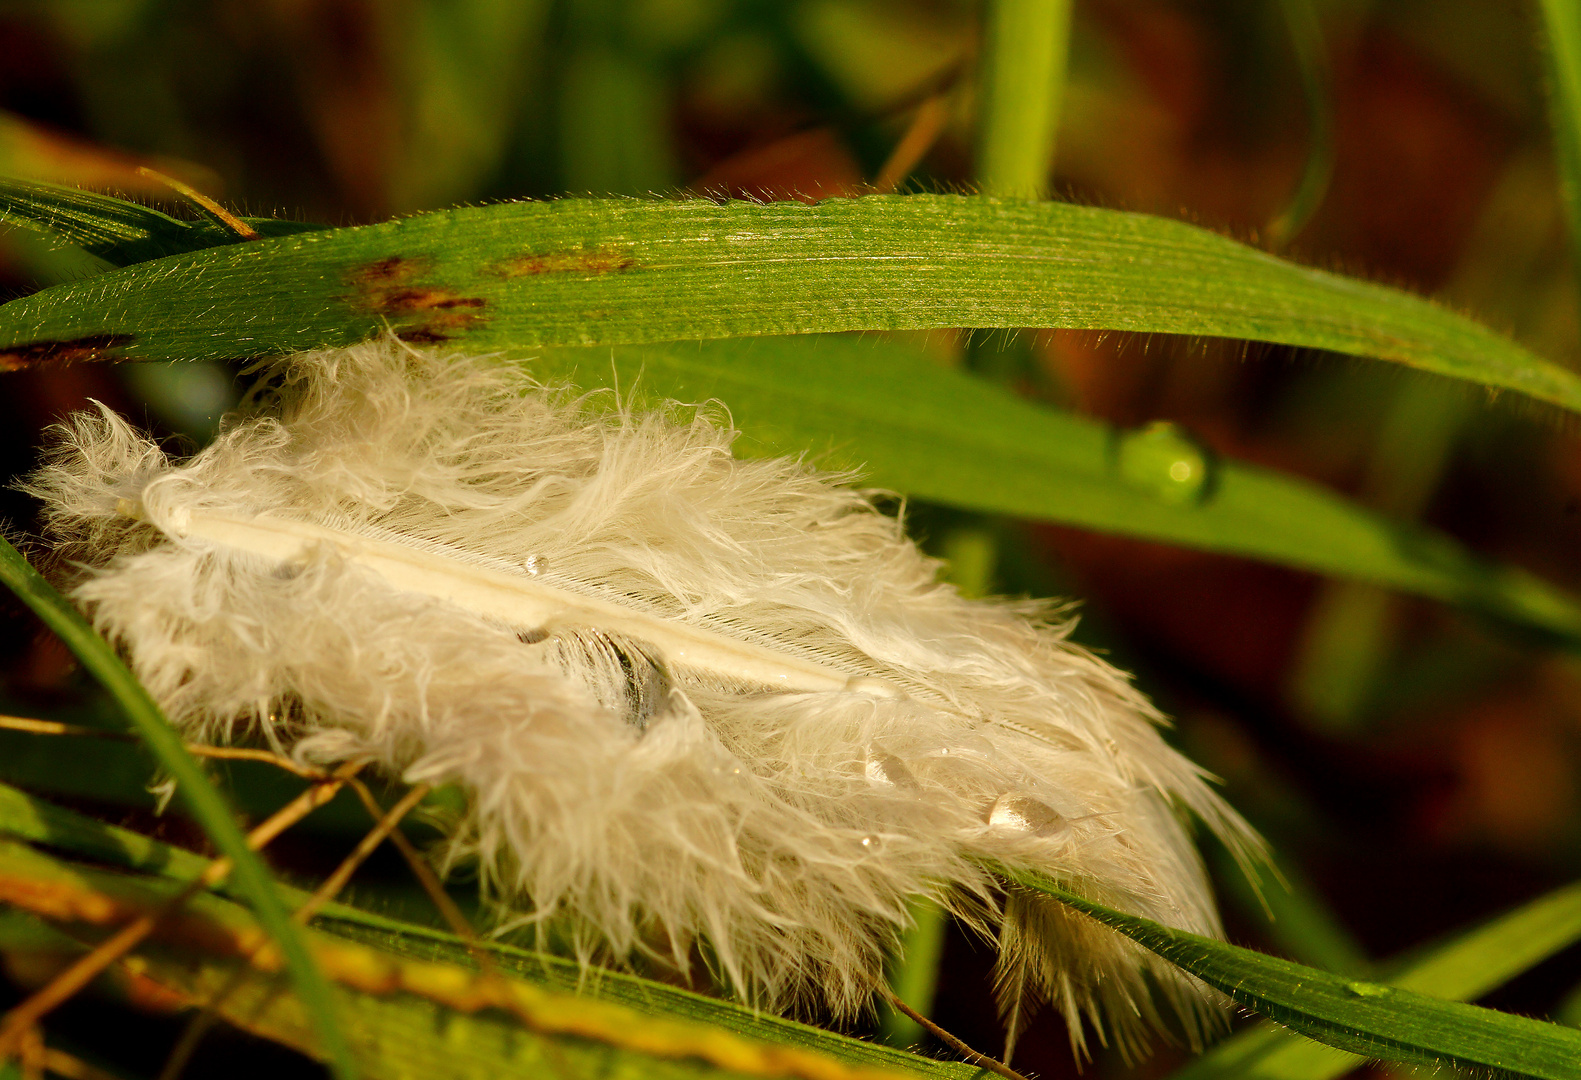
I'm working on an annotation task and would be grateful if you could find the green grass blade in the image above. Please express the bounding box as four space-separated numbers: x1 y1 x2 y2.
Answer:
0 539 359 1080
0 176 322 266
529 336 1581 649
1381 883 1581 1000
1170 880 1581 1080
0 193 1574 413
1539 0 1581 285
0 778 215 881
1008 869 1581 1078
977 0 1073 197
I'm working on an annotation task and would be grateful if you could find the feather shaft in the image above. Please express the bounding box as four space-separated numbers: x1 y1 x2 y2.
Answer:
120 500 872 696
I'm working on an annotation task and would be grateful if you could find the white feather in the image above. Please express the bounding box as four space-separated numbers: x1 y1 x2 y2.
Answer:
24 338 1259 1059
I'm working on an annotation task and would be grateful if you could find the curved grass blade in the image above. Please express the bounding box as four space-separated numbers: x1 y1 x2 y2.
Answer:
1168 879 1581 1080
1266 0 1334 247
0 193 1575 413
0 177 321 266
0 539 358 1080
1007 868 1581 1079
531 336 1581 650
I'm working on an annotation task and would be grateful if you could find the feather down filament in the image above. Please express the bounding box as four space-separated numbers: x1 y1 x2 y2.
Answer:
24 339 1258 1059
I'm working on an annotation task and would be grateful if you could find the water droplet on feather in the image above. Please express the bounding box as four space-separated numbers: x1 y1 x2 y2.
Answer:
987 793 1066 837
864 752 918 790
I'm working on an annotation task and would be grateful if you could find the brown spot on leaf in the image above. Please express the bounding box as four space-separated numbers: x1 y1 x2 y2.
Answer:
395 327 457 344
379 288 487 314
0 333 135 371
0 875 131 924
347 254 432 288
345 255 487 341
494 245 638 277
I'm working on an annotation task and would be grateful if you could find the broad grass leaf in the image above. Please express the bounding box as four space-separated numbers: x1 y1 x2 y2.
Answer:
0 782 973 1077
0 192 1575 414
0 831 973 1079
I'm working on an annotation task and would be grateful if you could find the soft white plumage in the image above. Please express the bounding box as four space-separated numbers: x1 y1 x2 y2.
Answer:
25 339 1255 1058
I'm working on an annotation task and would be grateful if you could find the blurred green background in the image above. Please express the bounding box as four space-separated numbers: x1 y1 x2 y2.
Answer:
1 1 1579 1077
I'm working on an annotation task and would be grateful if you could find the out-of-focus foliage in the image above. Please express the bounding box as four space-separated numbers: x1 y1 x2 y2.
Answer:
1 2 1580 1080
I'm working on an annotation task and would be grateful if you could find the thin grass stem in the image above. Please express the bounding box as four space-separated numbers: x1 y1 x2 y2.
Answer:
1266 0 1334 247
133 167 258 241
976 0 1073 198
341 778 492 972
874 95 951 193
0 538 358 1080
884 991 1029 1080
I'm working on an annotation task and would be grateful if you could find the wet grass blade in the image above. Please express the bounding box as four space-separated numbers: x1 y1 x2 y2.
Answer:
531 337 1581 650
1008 868 1581 1079
1169 880 1581 1080
0 193 1575 413
0 538 359 1080
0 176 321 266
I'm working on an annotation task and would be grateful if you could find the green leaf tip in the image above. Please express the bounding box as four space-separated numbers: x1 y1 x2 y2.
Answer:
0 176 322 267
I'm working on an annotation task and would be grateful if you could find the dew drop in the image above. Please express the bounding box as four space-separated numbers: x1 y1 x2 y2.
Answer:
1113 421 1214 506
523 554 548 576
987 793 1066 837
864 752 918 790
1344 980 1391 998
845 675 905 699
860 835 878 848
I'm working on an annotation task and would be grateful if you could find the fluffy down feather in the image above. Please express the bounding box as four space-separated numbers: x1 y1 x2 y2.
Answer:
24 339 1256 1058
